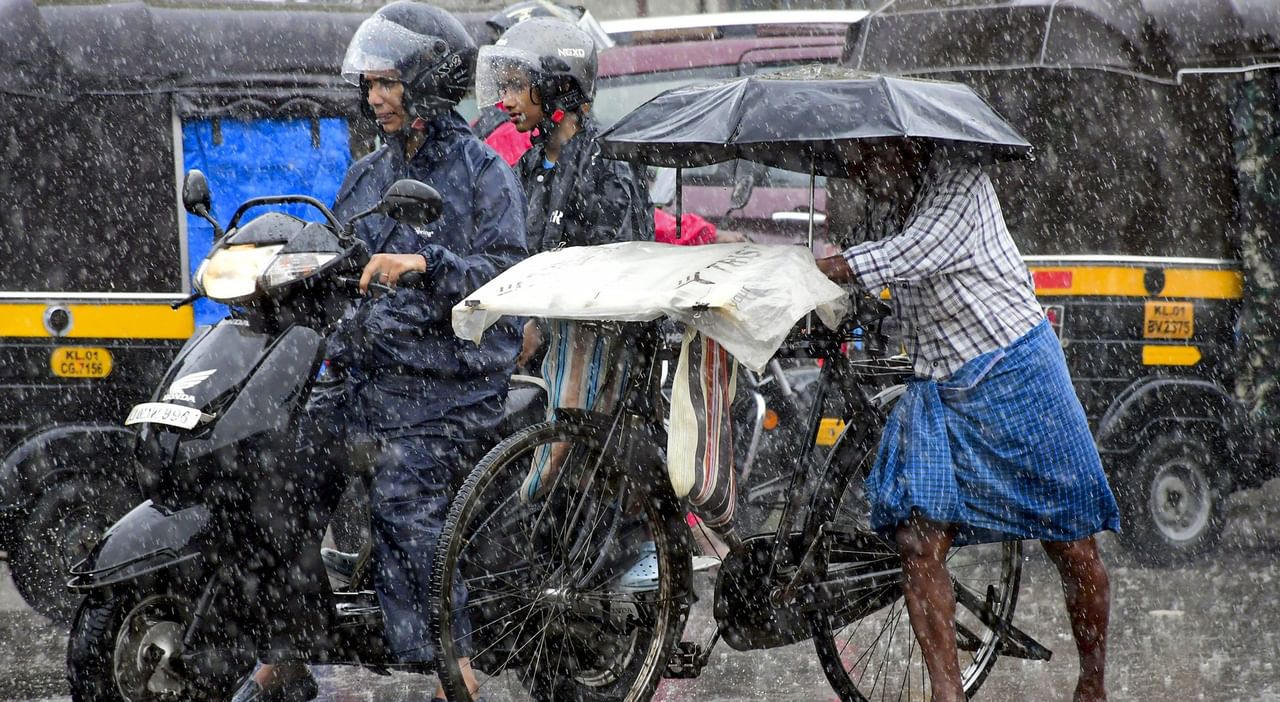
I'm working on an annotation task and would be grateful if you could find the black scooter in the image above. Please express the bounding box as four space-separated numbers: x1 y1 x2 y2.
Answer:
64 171 537 701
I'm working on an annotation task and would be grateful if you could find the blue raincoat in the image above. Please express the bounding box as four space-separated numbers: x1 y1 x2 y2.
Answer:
329 110 526 428
323 111 526 662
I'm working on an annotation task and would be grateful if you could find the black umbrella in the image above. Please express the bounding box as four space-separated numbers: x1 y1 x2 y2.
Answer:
848 0 1280 83
597 64 1032 178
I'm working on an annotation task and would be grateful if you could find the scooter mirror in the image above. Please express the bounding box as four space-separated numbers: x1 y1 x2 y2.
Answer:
380 179 443 227
182 169 213 215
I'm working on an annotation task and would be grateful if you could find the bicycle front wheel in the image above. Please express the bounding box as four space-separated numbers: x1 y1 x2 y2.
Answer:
431 418 692 702
806 413 1023 702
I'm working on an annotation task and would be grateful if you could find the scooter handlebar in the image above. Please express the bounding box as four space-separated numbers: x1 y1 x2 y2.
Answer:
335 270 426 298
397 270 427 289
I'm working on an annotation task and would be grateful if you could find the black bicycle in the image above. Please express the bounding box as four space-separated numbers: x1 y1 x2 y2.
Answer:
429 297 1050 701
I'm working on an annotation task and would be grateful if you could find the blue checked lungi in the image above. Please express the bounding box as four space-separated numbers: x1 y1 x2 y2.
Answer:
868 319 1121 545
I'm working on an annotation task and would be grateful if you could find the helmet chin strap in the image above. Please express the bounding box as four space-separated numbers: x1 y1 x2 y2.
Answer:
530 108 567 146
400 88 438 134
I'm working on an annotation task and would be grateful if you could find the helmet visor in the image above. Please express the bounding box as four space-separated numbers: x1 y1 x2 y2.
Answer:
475 44 542 107
341 15 442 86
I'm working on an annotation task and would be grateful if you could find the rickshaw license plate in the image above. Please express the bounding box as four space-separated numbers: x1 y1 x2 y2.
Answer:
1143 302 1194 340
125 403 205 430
50 346 113 378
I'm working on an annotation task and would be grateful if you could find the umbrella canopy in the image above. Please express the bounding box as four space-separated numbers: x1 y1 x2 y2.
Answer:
846 0 1280 83
596 65 1031 177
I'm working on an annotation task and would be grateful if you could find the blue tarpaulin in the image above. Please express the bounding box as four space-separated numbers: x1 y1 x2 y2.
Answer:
182 117 351 324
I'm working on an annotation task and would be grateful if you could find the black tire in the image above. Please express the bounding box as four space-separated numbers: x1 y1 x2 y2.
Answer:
431 418 692 702
67 585 250 701
807 404 1022 702
12 477 135 623
1114 431 1225 566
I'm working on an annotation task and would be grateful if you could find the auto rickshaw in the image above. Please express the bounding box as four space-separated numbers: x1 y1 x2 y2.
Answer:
0 0 393 619
840 0 1280 565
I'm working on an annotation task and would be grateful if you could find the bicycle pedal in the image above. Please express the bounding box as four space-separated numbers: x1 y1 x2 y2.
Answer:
663 641 705 679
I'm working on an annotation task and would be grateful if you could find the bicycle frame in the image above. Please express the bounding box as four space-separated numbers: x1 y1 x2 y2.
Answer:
575 301 905 649
433 301 1054 700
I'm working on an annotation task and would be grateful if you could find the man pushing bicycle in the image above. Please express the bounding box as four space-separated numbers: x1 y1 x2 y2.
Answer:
817 141 1120 702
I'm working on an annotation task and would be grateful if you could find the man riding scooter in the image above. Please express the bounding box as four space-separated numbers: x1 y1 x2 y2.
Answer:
231 3 526 700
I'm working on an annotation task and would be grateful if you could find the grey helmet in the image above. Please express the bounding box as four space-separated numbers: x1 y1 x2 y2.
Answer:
476 17 598 117
484 1 614 50
341 1 477 124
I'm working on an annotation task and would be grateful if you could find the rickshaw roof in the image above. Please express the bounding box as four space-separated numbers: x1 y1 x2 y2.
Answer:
847 0 1280 83
0 0 488 100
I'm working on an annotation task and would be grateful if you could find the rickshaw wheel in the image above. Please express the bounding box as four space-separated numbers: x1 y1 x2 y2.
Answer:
1115 431 1225 567
431 418 692 702
12 476 134 623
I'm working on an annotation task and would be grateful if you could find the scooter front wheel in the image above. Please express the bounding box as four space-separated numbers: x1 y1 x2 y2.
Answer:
67 585 249 702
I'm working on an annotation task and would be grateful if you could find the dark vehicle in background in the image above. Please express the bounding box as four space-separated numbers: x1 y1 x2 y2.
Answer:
0 1 866 620
0 0 386 620
595 10 866 250
845 0 1280 565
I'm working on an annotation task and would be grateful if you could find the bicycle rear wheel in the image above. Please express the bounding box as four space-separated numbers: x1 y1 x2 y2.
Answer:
431 418 692 702
806 411 1023 702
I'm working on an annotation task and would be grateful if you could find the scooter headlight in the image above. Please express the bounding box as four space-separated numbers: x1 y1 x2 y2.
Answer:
196 244 283 303
261 252 339 290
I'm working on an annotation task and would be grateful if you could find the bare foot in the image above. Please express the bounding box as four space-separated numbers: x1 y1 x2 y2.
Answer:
253 661 309 687
929 684 967 702
1075 678 1106 702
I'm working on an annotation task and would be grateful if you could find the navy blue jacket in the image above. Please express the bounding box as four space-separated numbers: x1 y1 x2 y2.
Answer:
329 111 527 429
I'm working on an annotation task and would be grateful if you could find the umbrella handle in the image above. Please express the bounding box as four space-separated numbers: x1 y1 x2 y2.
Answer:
676 167 683 242
806 154 816 334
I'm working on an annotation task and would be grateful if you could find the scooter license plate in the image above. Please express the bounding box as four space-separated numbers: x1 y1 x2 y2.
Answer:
125 402 205 430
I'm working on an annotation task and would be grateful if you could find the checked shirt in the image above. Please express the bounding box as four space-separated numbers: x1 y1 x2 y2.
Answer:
842 164 1043 379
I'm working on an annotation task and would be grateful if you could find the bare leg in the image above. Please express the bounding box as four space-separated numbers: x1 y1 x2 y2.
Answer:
1041 537 1109 702
433 657 481 699
250 662 277 687
896 517 966 702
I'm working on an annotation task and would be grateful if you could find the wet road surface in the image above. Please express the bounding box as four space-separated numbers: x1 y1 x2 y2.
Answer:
6 481 1280 701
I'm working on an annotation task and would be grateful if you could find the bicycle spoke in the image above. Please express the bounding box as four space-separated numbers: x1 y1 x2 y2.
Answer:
477 609 560 696
572 591 682 606
457 595 546 651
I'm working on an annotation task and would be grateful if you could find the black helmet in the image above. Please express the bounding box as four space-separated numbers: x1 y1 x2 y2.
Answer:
342 1 477 122
483 1 614 49
476 17 598 115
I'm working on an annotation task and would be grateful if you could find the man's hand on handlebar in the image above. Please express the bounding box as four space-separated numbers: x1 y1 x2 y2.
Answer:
816 255 856 285
359 253 428 294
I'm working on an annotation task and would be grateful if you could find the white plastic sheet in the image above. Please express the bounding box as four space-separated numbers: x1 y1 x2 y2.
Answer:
452 242 850 371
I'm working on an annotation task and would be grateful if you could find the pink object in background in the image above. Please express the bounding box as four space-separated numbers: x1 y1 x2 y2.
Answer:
654 207 717 246
484 121 533 166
